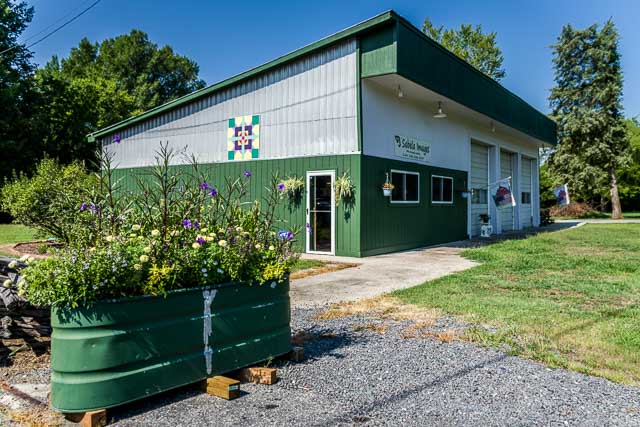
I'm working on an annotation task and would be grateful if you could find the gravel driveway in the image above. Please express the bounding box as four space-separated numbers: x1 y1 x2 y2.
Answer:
106 307 640 426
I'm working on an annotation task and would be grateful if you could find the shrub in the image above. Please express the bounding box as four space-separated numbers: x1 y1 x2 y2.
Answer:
549 202 598 219
540 208 554 226
15 144 299 308
0 159 95 244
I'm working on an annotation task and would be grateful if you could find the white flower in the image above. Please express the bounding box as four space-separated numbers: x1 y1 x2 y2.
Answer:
138 236 144 240
201 227 208 233
255 243 262 250
208 232 216 237
19 255 29 262
105 235 114 243
205 236 213 242
133 264 142 271
269 245 275 251
151 229 161 237
143 246 152 253
217 268 223 274
27 257 35 264
8 261 17 269
89 247 96 252
192 242 201 249
3 279 12 288
201 268 208 273
235 226 243 232
132 224 141 231
139 255 149 263
218 240 228 248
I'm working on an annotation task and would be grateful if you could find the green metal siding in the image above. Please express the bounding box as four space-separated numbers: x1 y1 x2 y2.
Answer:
51 280 290 412
360 23 397 77
360 155 468 256
112 155 362 257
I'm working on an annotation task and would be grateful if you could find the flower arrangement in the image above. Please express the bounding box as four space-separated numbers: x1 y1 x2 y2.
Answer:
11 143 299 308
334 172 355 206
479 213 491 224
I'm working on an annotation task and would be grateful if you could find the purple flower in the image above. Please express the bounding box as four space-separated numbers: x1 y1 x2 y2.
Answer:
199 182 210 190
193 221 200 229
80 202 88 212
196 236 206 245
277 183 286 192
89 203 99 213
113 134 121 144
208 188 218 197
182 219 192 228
243 170 251 178
277 229 294 241
306 223 312 235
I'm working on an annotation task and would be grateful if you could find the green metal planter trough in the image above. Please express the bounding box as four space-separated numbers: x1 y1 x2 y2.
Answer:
50 279 291 413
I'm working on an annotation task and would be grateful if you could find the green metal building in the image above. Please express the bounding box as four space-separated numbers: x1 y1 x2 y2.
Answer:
89 10 556 257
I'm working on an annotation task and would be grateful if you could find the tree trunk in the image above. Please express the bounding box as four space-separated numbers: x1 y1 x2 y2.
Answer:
609 167 623 219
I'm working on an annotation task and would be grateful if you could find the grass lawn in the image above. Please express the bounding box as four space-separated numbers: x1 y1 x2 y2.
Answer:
0 224 39 245
394 224 640 385
291 258 327 273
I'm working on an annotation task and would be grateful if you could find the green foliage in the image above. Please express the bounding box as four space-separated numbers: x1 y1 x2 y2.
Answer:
618 118 640 211
0 159 95 244
547 20 630 214
34 31 206 167
422 17 505 81
15 144 298 308
0 1 42 185
334 172 355 206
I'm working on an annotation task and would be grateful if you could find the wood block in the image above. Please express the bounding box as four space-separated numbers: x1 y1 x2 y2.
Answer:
205 376 240 400
236 367 277 385
288 346 304 362
65 409 107 427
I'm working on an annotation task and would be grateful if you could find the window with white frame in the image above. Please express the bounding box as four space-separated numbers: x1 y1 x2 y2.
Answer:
471 189 488 204
390 170 420 203
431 175 453 204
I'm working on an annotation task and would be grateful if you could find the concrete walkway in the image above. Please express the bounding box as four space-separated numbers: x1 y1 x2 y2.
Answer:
290 245 478 307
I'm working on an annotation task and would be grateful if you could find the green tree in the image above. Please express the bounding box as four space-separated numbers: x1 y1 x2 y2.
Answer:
547 20 629 219
0 1 42 184
422 18 505 81
618 118 640 211
36 30 206 165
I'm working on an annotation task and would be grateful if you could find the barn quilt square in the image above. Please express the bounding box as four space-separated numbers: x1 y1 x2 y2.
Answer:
227 115 260 160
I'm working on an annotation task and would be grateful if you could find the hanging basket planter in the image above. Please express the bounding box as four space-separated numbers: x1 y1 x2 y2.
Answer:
50 279 291 413
382 172 394 197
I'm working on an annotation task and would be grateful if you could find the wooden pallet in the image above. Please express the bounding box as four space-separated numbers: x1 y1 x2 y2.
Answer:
203 376 241 400
65 410 107 427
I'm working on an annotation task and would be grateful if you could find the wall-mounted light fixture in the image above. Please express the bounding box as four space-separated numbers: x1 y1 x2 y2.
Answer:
433 101 447 119
397 85 404 98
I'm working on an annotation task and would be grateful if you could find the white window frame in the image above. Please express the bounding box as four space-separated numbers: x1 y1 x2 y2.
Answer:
431 175 454 205
390 169 420 204
306 170 336 256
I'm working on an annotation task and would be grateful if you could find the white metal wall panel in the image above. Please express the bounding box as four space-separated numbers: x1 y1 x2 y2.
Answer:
500 151 514 231
520 157 533 228
470 142 489 236
102 39 358 168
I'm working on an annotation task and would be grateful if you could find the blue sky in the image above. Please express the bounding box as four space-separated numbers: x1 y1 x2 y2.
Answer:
23 0 640 118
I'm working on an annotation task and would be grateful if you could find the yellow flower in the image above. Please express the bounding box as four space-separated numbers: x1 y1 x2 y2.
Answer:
255 243 262 250
132 224 141 231
19 255 29 262
133 264 142 271
151 229 160 237
269 245 275 251
205 236 214 242
105 235 114 242
200 205 205 212
201 227 208 233
208 232 216 237
235 226 243 232
139 255 149 263
89 247 96 252
3 279 12 288
8 261 17 269
192 242 201 249
218 240 228 248
242 231 250 237
143 246 152 253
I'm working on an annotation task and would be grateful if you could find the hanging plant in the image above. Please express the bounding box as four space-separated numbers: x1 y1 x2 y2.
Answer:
335 172 355 206
382 172 394 197
279 176 305 205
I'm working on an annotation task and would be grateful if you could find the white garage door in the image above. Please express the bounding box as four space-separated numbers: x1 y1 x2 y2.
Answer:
500 151 514 231
520 158 533 228
470 142 489 236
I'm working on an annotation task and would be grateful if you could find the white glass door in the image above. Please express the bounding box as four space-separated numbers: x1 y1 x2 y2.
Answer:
306 171 335 255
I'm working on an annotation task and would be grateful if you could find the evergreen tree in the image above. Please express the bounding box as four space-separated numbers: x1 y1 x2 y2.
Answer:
422 18 505 81
548 20 629 218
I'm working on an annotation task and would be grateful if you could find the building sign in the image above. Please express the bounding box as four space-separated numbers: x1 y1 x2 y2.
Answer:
394 135 431 163
228 115 260 160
